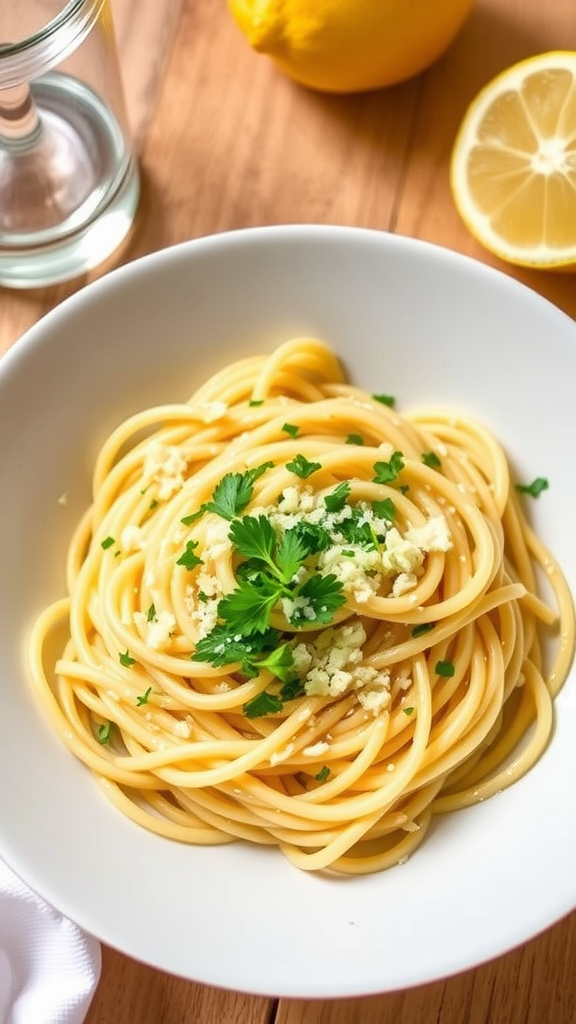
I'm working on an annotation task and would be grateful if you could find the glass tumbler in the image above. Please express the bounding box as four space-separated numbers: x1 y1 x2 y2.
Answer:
0 0 140 288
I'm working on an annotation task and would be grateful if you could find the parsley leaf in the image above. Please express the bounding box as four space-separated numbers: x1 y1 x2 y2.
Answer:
229 515 276 570
146 603 156 622
136 687 152 706
345 433 364 446
249 399 264 407
243 691 284 718
248 460 276 482
422 451 442 469
255 642 297 684
373 451 405 484
101 536 115 550
292 520 332 555
324 481 350 513
286 454 321 479
176 539 203 570
282 422 300 438
337 508 378 548
119 650 136 667
275 528 310 584
515 477 549 498
192 624 283 673
371 498 396 522
217 577 281 635
403 706 415 716
372 394 396 407
280 675 306 701
315 766 331 782
291 573 345 625
204 472 254 520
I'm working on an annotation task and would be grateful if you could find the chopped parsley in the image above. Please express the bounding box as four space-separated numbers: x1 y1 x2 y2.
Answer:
97 721 113 744
373 451 405 484
324 481 350 513
371 497 396 522
176 539 203 570
119 650 136 668
282 422 300 438
243 691 284 719
515 477 549 498
100 536 115 550
146 603 156 622
435 660 455 677
345 433 364 446
372 394 396 407
403 706 415 716
136 687 152 706
315 766 331 782
286 454 322 479
248 399 264 407
412 622 434 638
422 451 442 469
192 463 276 523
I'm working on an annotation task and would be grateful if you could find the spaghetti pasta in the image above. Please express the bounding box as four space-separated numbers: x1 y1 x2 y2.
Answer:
29 337 574 873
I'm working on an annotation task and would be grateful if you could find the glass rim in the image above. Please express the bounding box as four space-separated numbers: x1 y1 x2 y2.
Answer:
0 0 107 86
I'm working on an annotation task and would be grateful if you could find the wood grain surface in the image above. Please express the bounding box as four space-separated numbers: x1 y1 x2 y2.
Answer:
1 1 575 1021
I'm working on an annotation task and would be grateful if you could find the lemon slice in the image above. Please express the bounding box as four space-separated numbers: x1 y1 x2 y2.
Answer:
450 51 576 269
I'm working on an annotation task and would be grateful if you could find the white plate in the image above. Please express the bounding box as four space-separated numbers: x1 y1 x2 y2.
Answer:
0 225 575 998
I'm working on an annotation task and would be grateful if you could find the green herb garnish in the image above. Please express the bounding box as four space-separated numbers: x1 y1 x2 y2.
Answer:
371 498 396 522
373 451 405 484
176 539 203 571
324 481 350 513
136 687 152 706
243 691 284 719
101 536 115 550
345 433 364 446
435 660 455 677
412 622 434 638
372 394 396 407
422 451 442 469
97 721 113 744
286 454 321 479
315 766 331 782
119 650 136 668
282 422 300 438
515 477 549 498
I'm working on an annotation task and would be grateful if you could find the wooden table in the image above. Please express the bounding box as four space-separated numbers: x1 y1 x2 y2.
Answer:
2 1 576 1020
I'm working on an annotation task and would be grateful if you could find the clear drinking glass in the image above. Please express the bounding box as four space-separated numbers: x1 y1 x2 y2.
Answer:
0 0 140 288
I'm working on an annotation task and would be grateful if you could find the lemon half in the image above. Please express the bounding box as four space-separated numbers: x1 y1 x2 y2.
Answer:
450 51 576 270
229 0 473 94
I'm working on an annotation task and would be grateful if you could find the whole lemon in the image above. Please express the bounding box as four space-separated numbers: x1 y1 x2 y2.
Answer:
228 0 474 94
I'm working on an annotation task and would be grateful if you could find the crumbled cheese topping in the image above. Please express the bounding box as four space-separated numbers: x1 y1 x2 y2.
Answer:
292 621 391 711
120 524 145 553
318 543 382 603
133 609 176 649
405 516 452 553
303 741 330 757
142 442 188 500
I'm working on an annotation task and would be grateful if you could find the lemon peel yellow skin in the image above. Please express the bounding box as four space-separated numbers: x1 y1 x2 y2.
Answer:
228 0 474 94
450 51 576 272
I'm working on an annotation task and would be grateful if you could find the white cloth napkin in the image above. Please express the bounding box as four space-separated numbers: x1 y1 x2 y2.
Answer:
0 859 101 1024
